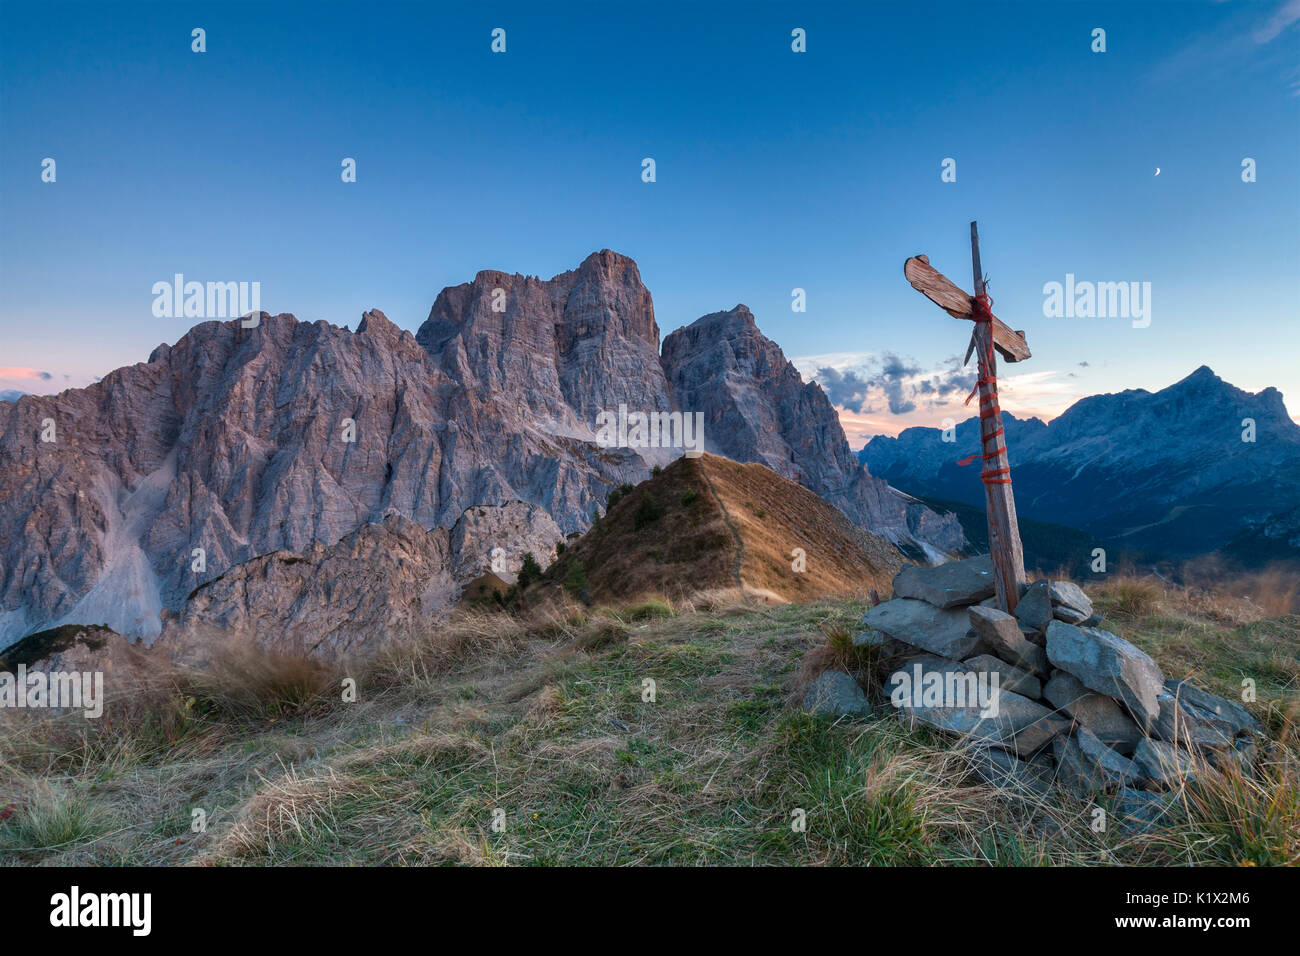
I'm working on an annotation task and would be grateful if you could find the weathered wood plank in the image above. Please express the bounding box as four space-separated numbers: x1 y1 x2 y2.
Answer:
903 254 1032 363
969 222 1026 613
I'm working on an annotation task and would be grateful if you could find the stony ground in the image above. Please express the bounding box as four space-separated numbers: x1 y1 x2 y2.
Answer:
1 578 1296 866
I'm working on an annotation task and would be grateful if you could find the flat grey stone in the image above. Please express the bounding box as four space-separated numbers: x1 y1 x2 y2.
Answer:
967 746 1054 798
1150 690 1197 747
1152 689 1234 752
1049 580 1094 618
1015 580 1054 632
1052 605 1091 624
1189 719 1237 752
1132 738 1197 789
888 656 1069 757
1046 621 1164 731
1163 679 1262 736
891 554 996 609
803 670 871 719
1017 643 1051 678
1053 729 1137 796
1114 787 1178 834
862 598 982 659
885 652 970 688
969 605 1050 677
1208 737 1260 774
969 603 1019 641
1076 726 1140 787
893 650 968 671
1043 671 1143 752
963 653 1042 698
1052 735 1092 796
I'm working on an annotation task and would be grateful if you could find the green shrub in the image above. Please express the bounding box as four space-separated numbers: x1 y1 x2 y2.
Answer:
681 490 699 507
633 495 663 530
564 559 590 598
607 483 635 511
517 553 543 590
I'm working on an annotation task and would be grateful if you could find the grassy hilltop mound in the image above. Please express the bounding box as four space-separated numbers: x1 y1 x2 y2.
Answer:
534 453 904 608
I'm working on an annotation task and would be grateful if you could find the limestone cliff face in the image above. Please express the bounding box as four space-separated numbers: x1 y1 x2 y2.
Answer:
153 502 567 656
417 250 673 437
156 513 456 656
450 501 565 584
0 252 963 651
0 308 645 647
661 306 965 561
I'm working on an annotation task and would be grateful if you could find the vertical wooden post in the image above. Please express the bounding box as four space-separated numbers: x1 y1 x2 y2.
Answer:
970 221 1027 612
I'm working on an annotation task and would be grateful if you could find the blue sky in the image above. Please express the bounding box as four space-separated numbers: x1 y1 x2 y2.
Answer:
2 0 1297 441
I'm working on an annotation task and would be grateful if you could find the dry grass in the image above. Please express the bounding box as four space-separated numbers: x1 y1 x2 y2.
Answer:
187 639 342 721
1177 555 1300 617
1 573 1295 866
1094 575 1166 619
367 609 533 690
698 456 903 601
533 454 902 610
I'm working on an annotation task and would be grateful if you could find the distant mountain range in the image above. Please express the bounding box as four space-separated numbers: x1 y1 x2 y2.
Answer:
860 367 1300 560
0 251 960 651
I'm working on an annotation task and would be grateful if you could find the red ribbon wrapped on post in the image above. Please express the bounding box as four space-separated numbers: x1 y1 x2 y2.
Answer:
956 292 1012 485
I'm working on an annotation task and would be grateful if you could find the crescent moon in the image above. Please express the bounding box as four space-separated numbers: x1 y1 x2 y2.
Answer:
1155 167 1161 175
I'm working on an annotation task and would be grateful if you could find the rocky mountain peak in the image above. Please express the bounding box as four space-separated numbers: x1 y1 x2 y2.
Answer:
416 249 669 432
662 303 964 562
1177 365 1220 386
355 308 405 340
577 247 643 276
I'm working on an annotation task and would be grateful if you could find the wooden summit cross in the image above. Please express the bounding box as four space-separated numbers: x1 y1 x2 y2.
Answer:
904 221 1028 613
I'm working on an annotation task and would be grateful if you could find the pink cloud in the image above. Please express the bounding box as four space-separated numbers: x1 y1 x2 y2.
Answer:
0 367 53 381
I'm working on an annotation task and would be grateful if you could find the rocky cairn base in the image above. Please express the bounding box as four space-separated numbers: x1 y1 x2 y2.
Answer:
803 556 1264 831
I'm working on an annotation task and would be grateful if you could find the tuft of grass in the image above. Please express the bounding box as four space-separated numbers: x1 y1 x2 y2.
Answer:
621 598 676 622
368 611 530 689
573 618 629 653
794 624 891 707
751 713 963 865
1096 575 1165 619
185 642 340 722
0 785 113 857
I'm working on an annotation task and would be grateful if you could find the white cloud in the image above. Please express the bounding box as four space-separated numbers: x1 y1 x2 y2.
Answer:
1254 0 1300 43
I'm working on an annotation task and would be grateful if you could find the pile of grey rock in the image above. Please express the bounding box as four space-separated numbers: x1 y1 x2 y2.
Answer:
802 555 1265 831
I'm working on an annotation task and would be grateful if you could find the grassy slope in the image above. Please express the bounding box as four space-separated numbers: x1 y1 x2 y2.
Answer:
0 581 1296 866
